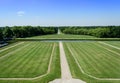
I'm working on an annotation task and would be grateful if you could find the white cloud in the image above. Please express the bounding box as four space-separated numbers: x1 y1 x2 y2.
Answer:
17 11 25 16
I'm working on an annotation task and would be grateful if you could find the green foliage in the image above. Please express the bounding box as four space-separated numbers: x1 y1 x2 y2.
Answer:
1 26 120 41
3 26 14 39
0 26 57 40
12 26 57 38
61 26 120 38
109 27 120 38
89 28 110 38
0 28 3 40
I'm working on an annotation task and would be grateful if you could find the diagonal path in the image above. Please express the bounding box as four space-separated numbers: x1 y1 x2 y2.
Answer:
49 42 86 83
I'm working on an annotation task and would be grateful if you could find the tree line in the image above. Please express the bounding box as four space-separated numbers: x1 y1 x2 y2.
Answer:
0 26 57 41
60 26 120 38
0 26 120 41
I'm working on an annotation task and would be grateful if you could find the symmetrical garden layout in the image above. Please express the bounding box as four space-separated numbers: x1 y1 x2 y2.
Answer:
0 41 120 83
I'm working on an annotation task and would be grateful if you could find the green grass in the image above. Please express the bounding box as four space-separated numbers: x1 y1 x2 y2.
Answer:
1 39 120 83
0 42 26 57
16 34 120 41
27 34 96 39
63 42 120 83
0 42 21 51
104 41 120 48
0 42 61 83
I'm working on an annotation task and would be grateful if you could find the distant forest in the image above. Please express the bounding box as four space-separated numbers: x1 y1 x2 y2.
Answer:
60 26 120 38
0 26 57 41
0 26 120 41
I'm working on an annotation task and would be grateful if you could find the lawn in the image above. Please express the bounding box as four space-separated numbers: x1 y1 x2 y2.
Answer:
0 42 61 83
1 40 120 83
63 42 120 83
104 41 120 48
17 34 120 42
0 42 25 57
27 34 96 39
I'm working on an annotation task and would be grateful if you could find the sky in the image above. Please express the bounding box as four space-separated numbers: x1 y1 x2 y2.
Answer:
0 0 120 26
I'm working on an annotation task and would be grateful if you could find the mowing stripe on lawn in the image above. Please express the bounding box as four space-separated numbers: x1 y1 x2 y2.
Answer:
105 41 120 48
0 42 24 53
0 42 52 78
98 42 120 50
96 43 120 56
66 44 120 80
0 43 56 80
31 43 56 80
0 43 30 60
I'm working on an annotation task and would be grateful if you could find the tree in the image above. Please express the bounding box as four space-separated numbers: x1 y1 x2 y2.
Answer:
3 26 13 39
12 26 21 38
0 28 3 40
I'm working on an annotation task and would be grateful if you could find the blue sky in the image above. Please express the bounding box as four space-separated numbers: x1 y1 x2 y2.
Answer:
0 0 120 26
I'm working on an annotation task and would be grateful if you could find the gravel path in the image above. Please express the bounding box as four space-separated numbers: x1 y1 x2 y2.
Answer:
58 28 61 34
49 42 86 83
59 41 72 79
